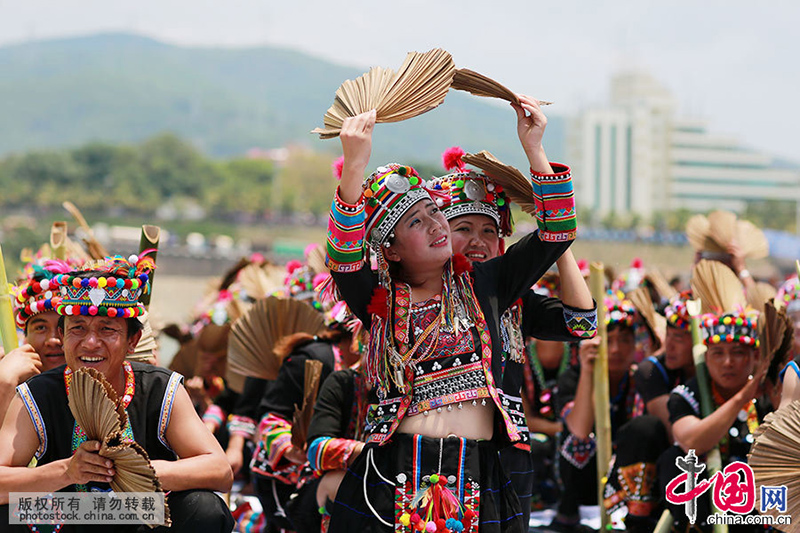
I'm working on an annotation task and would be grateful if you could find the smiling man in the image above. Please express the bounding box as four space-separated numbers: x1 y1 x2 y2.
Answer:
0 254 233 532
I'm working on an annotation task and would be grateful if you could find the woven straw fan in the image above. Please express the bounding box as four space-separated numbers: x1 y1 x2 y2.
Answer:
312 49 456 139
736 219 769 259
128 313 158 363
306 244 328 276
62 201 108 259
628 287 666 349
462 151 535 216
748 400 800 532
703 210 769 260
291 359 324 449
228 296 326 382
747 281 778 311
238 263 285 301
68 368 168 524
690 259 746 315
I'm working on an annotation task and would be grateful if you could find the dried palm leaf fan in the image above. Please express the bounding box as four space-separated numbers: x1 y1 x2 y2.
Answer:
736 219 770 259
228 296 326 382
128 313 158 363
238 262 285 301
62 201 108 259
760 300 795 383
643 269 678 302
306 244 328 277
462 151 536 216
707 210 738 253
312 49 456 139
450 68 553 106
747 281 778 311
748 400 800 532
685 214 725 254
291 359 324 449
628 287 666 350
68 368 170 526
690 259 747 315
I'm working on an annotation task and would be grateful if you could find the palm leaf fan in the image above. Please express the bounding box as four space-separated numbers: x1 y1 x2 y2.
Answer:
312 49 455 139
451 68 521 104
736 220 769 260
306 244 328 276
747 281 778 312
685 214 726 254
128 314 158 363
68 368 125 441
690 259 746 315
760 300 795 383
644 269 678 301
462 151 535 216
706 210 739 252
238 263 282 301
62 201 109 259
291 359 324 449
748 400 800 532
228 296 326 381
628 287 666 350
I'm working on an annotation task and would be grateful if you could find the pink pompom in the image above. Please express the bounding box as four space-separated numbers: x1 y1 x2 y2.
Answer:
332 156 345 180
304 243 320 259
286 259 303 274
631 257 644 269
442 146 466 171
313 272 330 290
250 252 265 264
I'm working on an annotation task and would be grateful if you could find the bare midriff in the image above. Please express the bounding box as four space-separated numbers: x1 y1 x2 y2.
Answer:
397 401 494 440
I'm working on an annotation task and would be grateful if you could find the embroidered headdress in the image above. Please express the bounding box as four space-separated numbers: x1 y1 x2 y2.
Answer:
53 252 155 319
663 290 692 331
604 290 636 328
14 258 79 328
429 147 514 237
777 276 800 314
363 163 432 245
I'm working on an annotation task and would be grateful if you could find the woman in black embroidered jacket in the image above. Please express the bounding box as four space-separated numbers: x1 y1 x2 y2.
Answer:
324 96 580 533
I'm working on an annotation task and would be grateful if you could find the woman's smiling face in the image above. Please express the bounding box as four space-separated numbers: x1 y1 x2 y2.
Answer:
449 214 500 263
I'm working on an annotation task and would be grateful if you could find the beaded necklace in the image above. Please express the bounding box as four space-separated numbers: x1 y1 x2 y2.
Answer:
711 382 759 460
64 361 136 491
525 342 569 418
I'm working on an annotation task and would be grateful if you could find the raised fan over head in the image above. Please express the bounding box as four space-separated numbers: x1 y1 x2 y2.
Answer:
450 68 553 106
227 296 326 382
760 299 795 383
237 262 285 301
312 49 456 139
748 400 800 532
691 259 747 315
685 211 768 260
461 151 534 216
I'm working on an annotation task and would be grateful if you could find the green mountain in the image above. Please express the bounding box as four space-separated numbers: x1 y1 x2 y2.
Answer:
0 33 565 168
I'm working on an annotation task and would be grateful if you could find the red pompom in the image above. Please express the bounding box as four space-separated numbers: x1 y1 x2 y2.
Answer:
286 259 303 274
631 257 644 269
442 146 466 172
332 156 345 180
367 287 390 319
452 254 473 275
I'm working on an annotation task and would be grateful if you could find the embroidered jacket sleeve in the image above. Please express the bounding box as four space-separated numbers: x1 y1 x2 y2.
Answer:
477 163 576 314
668 379 701 424
201 386 239 433
521 291 597 341
306 371 361 472
326 187 367 273
227 376 268 439
531 163 577 242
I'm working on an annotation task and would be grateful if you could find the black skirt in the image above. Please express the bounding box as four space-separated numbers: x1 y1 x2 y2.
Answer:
328 433 526 533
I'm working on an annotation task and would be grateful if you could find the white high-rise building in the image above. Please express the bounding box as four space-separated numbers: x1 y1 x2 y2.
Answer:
569 72 800 219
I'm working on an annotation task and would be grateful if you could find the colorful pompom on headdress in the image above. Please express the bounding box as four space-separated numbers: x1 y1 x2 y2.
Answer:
663 290 692 331
363 163 432 245
54 252 156 320
611 258 646 294
700 312 759 347
777 276 800 314
14 258 79 328
604 290 636 328
533 271 560 299
429 147 514 237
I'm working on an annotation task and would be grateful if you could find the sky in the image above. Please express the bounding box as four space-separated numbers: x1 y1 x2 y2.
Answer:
1 0 798 160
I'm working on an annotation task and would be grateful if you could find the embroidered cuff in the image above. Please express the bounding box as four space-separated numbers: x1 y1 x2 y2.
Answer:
563 302 598 339
260 413 294 470
327 187 366 273
530 163 576 242
307 436 360 472
227 415 257 439
202 404 225 433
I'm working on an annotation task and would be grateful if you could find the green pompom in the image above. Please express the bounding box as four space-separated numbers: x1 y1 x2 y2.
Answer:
455 179 465 188
497 198 505 206
409 176 419 185
396 166 407 176
371 183 380 192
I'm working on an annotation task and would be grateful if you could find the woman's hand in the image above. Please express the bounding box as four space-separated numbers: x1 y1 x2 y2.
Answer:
511 94 552 172
578 336 600 373
339 110 376 203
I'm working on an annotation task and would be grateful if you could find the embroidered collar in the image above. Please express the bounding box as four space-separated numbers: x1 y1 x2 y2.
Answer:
64 360 136 408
